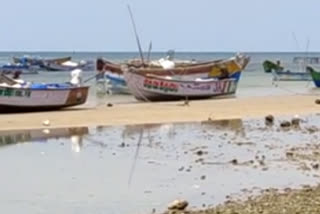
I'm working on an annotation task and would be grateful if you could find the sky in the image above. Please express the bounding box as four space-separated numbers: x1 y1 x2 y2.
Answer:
0 0 319 52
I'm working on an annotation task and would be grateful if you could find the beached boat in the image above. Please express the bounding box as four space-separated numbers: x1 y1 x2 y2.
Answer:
262 60 311 81
123 67 241 101
306 66 320 87
0 73 89 112
97 54 249 76
97 54 250 94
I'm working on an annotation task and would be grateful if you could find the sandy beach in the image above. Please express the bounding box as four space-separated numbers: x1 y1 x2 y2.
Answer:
0 94 319 131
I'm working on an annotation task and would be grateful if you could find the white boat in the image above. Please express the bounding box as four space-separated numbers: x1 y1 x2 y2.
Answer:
123 68 242 101
0 73 89 112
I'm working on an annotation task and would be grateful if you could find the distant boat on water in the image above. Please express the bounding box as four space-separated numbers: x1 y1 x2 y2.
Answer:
0 63 39 75
13 56 72 66
262 59 311 81
293 56 320 65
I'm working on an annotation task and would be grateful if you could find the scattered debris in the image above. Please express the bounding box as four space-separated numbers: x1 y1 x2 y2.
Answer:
178 166 185 172
42 120 51 126
306 126 318 134
42 129 50 134
168 199 189 211
280 120 291 128
200 175 206 180
312 163 320 170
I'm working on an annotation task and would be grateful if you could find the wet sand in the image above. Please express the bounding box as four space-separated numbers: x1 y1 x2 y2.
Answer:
0 94 320 131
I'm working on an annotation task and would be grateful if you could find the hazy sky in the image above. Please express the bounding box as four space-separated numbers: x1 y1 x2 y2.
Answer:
1 0 319 52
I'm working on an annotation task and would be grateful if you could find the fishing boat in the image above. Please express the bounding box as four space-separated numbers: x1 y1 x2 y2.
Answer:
0 63 39 75
0 73 89 112
293 57 320 65
262 60 311 81
306 66 320 87
42 60 93 72
97 54 250 94
13 56 72 66
123 67 242 102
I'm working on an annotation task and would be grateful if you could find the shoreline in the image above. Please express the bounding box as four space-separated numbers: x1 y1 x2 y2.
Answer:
168 184 320 214
0 94 319 131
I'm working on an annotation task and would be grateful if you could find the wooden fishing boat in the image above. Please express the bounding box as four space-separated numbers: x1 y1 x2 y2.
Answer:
42 60 94 72
97 54 250 77
263 60 311 81
13 56 72 66
123 67 241 102
97 54 250 94
0 74 89 112
306 66 320 87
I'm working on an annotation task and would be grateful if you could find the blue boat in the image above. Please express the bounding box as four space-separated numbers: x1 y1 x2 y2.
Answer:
0 64 38 75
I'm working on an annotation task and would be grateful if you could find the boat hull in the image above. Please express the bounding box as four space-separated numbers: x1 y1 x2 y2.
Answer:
272 71 311 81
308 66 320 87
123 70 241 102
0 86 89 113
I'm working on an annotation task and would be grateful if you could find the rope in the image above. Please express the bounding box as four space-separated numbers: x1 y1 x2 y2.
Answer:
272 80 318 96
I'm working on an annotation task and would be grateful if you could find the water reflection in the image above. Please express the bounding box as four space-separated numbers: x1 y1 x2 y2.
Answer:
0 127 89 148
201 119 246 137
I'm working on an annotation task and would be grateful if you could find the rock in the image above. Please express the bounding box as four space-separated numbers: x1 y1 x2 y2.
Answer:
196 150 204 156
178 166 185 172
291 115 301 127
230 159 238 165
286 151 294 158
315 99 320 104
280 121 291 128
312 163 319 170
107 103 113 107
265 114 274 125
168 199 189 210
42 120 50 126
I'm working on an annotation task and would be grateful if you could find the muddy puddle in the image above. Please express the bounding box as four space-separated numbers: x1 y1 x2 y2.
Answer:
0 115 320 214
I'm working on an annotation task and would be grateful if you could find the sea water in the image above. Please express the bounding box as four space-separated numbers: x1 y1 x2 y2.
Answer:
0 116 320 214
1 52 320 106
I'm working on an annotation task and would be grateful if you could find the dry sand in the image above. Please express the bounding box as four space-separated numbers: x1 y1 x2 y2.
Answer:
0 94 319 131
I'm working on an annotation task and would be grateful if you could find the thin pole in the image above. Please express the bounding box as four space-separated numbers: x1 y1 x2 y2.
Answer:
127 5 145 66
147 41 152 62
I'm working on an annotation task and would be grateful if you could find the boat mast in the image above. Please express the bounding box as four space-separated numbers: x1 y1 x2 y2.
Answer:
127 5 145 66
